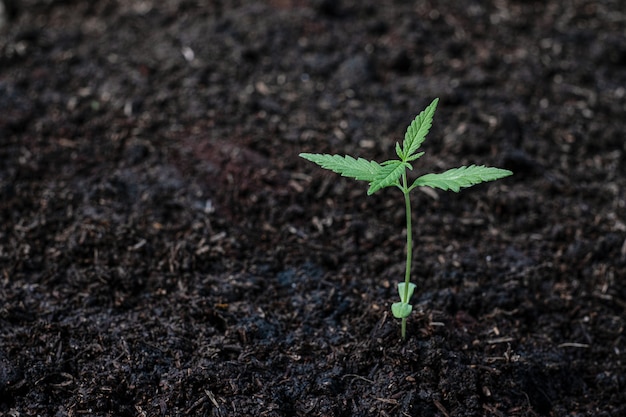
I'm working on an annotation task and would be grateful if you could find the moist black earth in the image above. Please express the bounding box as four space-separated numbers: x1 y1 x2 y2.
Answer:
1 1 625 416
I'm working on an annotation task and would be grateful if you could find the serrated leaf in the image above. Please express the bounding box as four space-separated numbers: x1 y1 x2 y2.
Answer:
367 160 410 195
405 151 425 162
402 98 438 159
410 165 513 192
300 153 382 182
395 142 403 159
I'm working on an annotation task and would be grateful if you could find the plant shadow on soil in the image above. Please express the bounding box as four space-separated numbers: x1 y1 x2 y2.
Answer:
1 0 625 416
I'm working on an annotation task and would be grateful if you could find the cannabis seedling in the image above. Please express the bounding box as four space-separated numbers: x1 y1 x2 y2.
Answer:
300 98 513 339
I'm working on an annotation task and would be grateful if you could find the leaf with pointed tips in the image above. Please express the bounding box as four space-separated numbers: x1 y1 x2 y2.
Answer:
410 165 513 192
367 160 410 195
395 142 403 159
402 98 438 159
405 151 425 162
299 153 382 182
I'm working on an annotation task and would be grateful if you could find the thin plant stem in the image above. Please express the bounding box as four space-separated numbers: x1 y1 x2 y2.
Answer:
401 172 413 339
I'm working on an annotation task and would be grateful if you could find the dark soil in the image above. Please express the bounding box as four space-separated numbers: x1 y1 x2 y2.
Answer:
1 1 625 416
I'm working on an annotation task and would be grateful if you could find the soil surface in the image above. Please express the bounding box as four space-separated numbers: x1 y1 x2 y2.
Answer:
1 1 625 416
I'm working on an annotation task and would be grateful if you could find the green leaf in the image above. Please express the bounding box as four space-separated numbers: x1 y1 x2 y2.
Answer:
402 98 438 159
395 142 403 159
410 165 513 192
367 160 410 195
398 282 417 303
405 151 425 162
391 302 413 319
299 153 382 182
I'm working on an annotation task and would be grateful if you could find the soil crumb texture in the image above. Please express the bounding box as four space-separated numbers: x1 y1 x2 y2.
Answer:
1 1 625 416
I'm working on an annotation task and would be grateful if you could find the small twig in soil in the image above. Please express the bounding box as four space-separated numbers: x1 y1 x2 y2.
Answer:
341 374 375 384
433 399 451 417
557 342 590 348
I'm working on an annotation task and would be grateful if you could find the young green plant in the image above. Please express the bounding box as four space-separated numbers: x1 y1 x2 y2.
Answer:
300 98 513 339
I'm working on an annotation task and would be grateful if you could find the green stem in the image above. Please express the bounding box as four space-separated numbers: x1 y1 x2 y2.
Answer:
401 172 413 339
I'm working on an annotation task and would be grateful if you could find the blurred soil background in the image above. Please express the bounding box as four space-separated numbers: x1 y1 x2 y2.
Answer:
1 0 625 415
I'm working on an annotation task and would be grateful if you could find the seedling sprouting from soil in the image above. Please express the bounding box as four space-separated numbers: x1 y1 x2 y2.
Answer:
300 98 513 339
